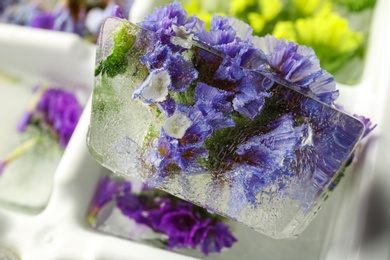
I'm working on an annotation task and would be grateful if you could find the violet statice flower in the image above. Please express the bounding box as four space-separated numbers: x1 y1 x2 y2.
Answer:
353 114 377 138
138 2 205 37
190 219 237 255
253 35 339 104
232 71 273 120
193 82 235 130
158 208 201 248
37 88 82 147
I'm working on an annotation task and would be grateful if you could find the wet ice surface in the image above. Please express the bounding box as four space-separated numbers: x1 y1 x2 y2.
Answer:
0 69 63 211
87 18 365 239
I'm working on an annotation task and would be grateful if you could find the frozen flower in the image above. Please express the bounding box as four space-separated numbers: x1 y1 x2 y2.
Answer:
159 208 200 248
232 72 273 119
163 111 192 139
236 114 297 167
133 69 171 103
90 176 131 210
193 82 235 130
353 114 377 138
138 2 205 37
253 34 339 104
190 219 237 255
116 192 151 226
38 88 82 147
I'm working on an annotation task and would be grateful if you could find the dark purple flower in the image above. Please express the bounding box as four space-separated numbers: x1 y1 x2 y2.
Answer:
190 220 237 255
91 176 131 210
140 40 173 70
116 193 151 226
159 209 200 248
168 53 198 92
236 114 297 168
253 35 339 104
233 72 273 120
37 88 82 148
193 82 235 130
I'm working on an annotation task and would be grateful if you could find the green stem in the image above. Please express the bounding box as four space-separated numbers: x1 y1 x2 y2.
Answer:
0 136 42 175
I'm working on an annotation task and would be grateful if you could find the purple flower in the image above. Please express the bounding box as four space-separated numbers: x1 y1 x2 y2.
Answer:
138 42 198 93
233 72 273 120
236 114 297 168
138 2 205 36
193 82 235 130
159 209 200 248
91 176 131 209
37 88 82 148
190 220 237 255
353 114 377 138
116 193 151 226
111 5 124 19
29 12 55 29
254 35 339 104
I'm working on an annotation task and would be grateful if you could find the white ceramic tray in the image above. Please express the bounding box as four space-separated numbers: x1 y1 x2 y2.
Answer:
0 0 389 259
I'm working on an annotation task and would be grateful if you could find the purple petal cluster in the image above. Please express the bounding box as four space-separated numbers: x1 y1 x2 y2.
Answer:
37 88 82 147
90 176 237 255
151 82 237 176
138 2 205 37
231 114 298 203
253 35 339 104
18 87 82 148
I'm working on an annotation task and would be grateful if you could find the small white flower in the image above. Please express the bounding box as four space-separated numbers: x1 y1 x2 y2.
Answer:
133 69 170 103
142 70 170 102
163 111 192 139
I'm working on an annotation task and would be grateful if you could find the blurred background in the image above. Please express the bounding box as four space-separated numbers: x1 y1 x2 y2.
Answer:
0 1 389 260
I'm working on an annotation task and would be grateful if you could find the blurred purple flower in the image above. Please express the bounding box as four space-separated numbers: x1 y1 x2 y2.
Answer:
37 88 82 147
190 219 237 255
29 12 55 29
158 208 200 248
111 5 124 19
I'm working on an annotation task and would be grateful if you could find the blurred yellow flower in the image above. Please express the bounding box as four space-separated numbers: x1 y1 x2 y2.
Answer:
259 0 282 21
272 21 297 42
293 0 322 15
183 0 226 31
294 10 362 54
248 13 266 33
230 0 255 15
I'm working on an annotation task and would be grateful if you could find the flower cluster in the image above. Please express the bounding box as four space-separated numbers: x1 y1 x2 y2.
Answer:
130 3 342 190
89 176 237 255
93 2 373 227
184 0 374 81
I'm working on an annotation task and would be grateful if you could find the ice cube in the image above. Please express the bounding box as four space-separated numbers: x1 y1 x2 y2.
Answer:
87 18 365 239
